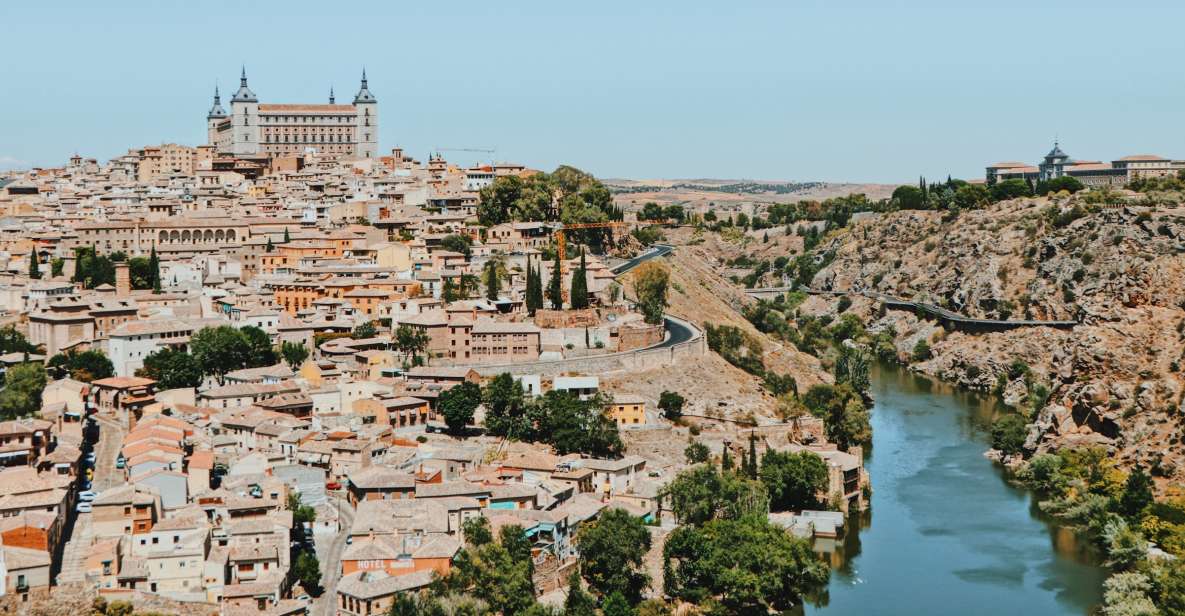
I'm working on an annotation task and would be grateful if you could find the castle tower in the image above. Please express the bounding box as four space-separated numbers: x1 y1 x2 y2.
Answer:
329 86 335 104
206 85 227 146
353 69 378 159
230 66 260 156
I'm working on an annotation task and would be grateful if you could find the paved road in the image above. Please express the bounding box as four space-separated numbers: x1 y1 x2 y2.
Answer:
94 414 126 491
313 493 354 616
658 317 694 348
611 244 673 275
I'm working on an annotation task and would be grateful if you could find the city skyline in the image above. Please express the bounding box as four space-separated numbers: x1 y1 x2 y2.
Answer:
3 0 1185 182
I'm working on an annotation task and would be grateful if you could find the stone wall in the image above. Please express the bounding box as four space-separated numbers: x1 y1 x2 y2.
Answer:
466 316 705 377
617 323 664 351
533 308 599 328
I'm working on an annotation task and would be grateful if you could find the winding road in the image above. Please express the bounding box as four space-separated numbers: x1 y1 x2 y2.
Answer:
610 244 673 275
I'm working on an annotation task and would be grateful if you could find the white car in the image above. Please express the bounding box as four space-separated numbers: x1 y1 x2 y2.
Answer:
79 491 98 502
76 501 93 513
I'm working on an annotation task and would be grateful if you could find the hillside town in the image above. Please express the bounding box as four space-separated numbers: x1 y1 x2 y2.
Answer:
0 72 871 616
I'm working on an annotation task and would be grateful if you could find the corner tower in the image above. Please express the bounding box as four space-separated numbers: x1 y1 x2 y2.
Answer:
353 69 378 159
230 66 260 156
206 85 227 146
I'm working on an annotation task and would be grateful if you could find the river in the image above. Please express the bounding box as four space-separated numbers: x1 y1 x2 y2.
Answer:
807 364 1107 616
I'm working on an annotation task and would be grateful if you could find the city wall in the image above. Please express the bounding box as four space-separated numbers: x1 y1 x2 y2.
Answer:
465 315 705 377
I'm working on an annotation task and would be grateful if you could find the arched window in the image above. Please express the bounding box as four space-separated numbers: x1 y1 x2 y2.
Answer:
181 230 191 242
169 231 180 242
159 231 167 243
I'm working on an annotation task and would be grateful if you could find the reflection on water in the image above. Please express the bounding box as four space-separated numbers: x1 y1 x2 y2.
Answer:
806 364 1106 616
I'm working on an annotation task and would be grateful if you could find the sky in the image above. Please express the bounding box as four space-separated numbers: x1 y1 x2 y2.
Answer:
2 0 1183 183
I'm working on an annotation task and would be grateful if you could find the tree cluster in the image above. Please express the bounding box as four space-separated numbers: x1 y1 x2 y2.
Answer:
482 373 624 458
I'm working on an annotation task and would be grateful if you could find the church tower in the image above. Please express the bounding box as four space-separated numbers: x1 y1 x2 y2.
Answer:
230 67 260 156
206 85 227 146
353 69 378 159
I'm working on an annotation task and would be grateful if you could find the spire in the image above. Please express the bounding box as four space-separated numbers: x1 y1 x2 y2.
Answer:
231 65 257 103
207 83 227 119
354 68 376 104
329 86 335 104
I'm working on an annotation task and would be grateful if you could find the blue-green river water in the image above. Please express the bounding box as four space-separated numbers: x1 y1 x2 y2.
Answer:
807 365 1107 615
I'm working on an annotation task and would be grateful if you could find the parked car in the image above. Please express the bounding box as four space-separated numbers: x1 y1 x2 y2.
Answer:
79 490 98 502
85 452 97 464
76 501 92 513
326 481 342 491
115 458 125 469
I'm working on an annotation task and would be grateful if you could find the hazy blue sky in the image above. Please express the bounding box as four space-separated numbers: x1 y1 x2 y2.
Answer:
2 1 1183 183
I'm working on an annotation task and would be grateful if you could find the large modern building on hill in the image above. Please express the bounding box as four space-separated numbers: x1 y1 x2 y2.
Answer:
207 68 378 159
986 142 1184 187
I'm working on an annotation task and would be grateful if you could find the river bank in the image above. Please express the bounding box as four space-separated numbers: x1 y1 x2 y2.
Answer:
807 364 1107 615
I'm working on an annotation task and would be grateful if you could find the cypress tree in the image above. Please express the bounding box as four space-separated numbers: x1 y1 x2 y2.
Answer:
546 250 563 310
485 260 500 301
529 264 544 314
148 245 161 293
283 227 291 243
748 433 759 478
28 250 40 280
266 237 274 253
722 447 733 471
569 247 588 309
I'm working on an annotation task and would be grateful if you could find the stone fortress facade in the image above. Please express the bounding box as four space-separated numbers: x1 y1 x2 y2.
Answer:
207 68 378 159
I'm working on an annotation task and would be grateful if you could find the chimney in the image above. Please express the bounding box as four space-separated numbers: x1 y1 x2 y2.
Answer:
115 262 130 295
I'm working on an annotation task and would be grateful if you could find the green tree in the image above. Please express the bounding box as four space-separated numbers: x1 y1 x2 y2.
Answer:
658 390 685 420
240 326 277 365
441 233 473 258
484 260 501 301
801 383 871 450
912 338 932 362
569 248 589 309
1119 467 1154 520
394 324 430 365
50 258 64 277
137 347 203 390
499 524 534 579
47 349 114 382
990 178 1033 202
482 373 529 437
891 185 927 210
632 261 669 325
190 326 252 383
662 465 769 526
287 492 317 526
148 245 161 293
280 341 310 370
352 321 378 339
442 277 459 303
601 592 634 616
291 550 322 596
283 227 291 243
439 382 481 434
538 392 623 458
0 327 37 355
760 449 829 511
529 264 544 314
663 516 829 613
954 184 991 210
28 250 40 280
0 362 47 419
578 508 651 603
563 571 597 616
463 516 494 547
684 441 710 464
127 256 153 290
990 414 1028 456
546 251 563 310
444 517 537 615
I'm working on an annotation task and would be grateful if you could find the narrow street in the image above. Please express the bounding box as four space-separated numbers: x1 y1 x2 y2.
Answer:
313 493 354 616
56 414 124 584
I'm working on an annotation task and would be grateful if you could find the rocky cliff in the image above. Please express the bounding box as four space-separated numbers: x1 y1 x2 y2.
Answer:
809 196 1185 490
